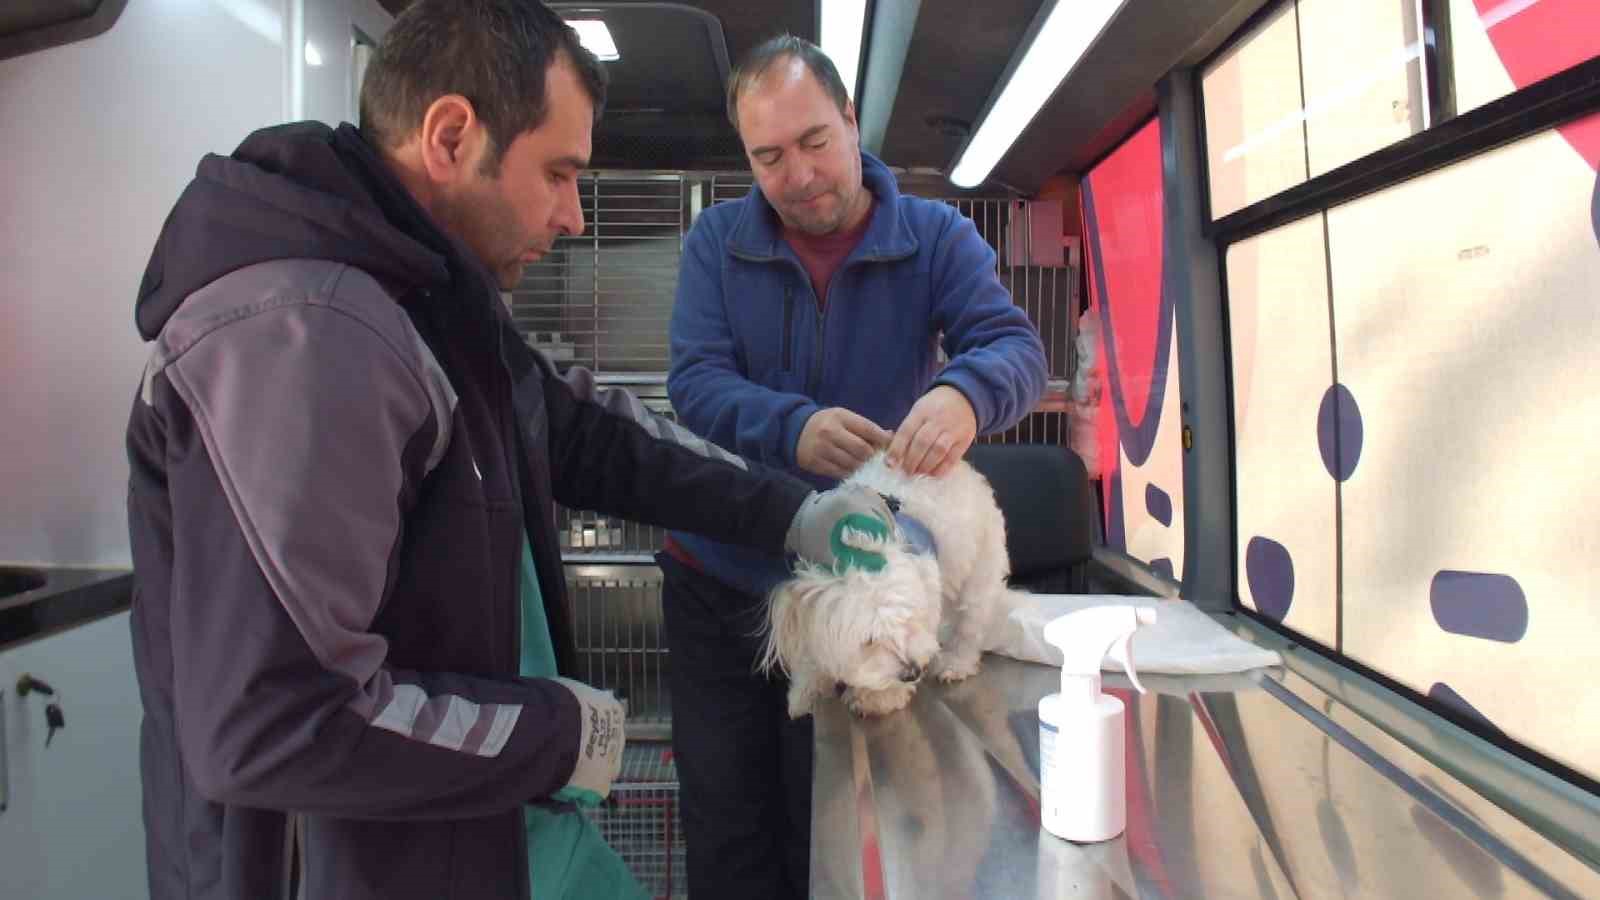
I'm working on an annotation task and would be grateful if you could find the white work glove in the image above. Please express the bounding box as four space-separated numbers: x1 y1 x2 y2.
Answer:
550 677 625 807
784 486 895 574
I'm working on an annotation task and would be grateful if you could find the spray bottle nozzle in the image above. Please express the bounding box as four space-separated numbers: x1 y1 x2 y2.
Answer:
1113 632 1148 694
1042 606 1157 701
1120 608 1157 693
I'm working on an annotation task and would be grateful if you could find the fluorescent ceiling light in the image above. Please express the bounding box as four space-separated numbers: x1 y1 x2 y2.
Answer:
568 19 620 62
820 0 869 102
949 0 1126 188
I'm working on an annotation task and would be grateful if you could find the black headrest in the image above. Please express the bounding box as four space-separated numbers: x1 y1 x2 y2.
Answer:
964 443 1094 579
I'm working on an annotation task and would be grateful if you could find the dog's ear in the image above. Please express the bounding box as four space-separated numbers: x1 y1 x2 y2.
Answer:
868 603 911 646
759 579 808 676
787 675 819 718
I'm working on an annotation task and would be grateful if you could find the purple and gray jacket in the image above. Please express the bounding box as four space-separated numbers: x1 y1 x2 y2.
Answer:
125 121 811 900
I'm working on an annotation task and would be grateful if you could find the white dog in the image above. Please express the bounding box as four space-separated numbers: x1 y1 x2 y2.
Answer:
760 451 1017 718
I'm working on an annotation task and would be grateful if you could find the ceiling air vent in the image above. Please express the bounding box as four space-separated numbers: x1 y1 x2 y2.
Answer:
552 3 739 169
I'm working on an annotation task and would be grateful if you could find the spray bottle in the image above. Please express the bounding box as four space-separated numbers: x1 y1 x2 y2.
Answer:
1038 607 1157 843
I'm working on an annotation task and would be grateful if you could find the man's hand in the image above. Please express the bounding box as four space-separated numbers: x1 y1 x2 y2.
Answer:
796 407 892 479
550 677 625 807
784 486 895 573
888 385 977 477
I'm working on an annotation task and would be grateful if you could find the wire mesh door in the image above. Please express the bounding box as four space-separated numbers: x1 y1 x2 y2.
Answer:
511 173 687 376
930 197 1078 445
708 172 753 205
567 566 671 739
583 742 686 899
567 567 679 894
937 196 1077 382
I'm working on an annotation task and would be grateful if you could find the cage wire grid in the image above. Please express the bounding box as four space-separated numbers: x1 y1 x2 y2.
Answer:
582 741 685 899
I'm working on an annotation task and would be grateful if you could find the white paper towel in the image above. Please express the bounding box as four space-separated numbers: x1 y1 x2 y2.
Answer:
982 593 1282 675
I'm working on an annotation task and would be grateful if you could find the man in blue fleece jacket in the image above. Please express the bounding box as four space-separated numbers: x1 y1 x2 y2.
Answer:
661 34 1049 900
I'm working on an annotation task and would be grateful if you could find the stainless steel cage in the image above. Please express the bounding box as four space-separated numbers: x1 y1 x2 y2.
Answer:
935 196 1078 381
511 174 687 376
566 565 671 741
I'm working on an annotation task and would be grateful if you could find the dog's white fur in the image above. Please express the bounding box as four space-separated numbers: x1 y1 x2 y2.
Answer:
760 451 1014 718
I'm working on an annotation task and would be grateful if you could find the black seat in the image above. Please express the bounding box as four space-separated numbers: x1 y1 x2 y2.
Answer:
963 443 1096 593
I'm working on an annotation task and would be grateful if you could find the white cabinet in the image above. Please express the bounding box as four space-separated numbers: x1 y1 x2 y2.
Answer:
0 613 147 900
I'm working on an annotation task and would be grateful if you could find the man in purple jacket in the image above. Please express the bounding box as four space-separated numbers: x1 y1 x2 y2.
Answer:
662 33 1049 900
124 4 891 898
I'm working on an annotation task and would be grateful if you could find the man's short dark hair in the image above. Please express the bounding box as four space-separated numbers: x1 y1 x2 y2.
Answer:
725 34 850 133
359 0 608 173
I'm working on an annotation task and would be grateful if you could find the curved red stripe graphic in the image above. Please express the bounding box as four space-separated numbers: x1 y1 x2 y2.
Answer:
1476 0 1600 169
1081 119 1172 551
1083 119 1172 471
1086 120 1167 430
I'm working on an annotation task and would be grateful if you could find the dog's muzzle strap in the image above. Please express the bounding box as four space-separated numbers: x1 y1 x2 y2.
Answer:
893 511 938 558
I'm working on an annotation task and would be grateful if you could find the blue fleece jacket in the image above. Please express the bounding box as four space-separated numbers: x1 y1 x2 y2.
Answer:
668 152 1048 597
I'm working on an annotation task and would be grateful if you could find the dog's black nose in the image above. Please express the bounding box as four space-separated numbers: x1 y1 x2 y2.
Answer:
899 664 923 683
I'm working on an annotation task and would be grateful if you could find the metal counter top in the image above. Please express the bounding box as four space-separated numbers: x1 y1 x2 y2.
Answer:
0 566 132 654
811 652 1600 899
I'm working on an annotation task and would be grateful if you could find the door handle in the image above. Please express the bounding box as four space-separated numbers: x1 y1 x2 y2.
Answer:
16 674 64 747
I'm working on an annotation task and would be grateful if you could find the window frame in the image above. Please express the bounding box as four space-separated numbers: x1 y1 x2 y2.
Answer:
1194 0 1600 798
1198 0 1600 245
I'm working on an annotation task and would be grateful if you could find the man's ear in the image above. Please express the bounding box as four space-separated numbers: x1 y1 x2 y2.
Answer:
417 94 489 185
